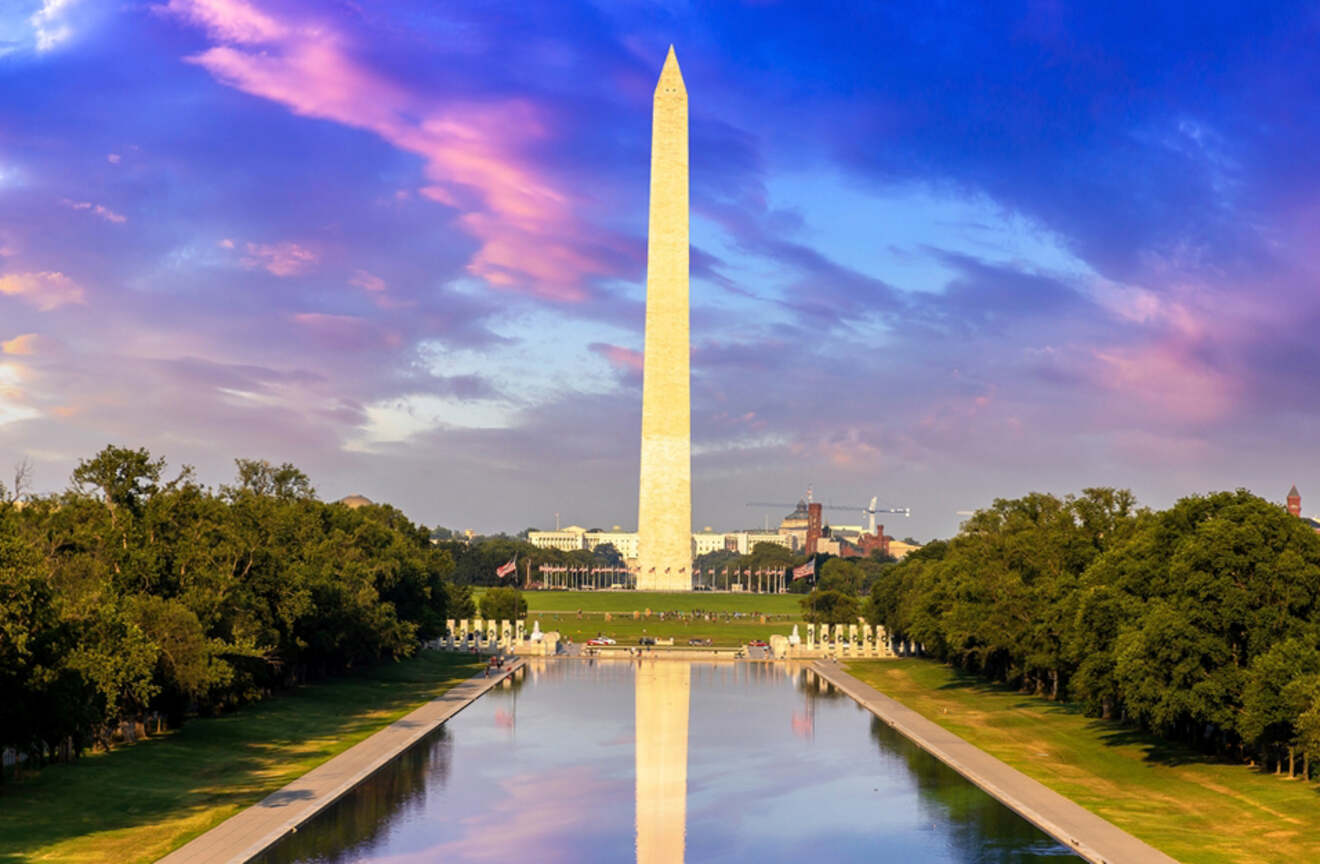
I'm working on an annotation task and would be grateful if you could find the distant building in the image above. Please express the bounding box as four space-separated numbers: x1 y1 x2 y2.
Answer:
338 494 373 509
805 503 823 556
887 539 922 560
528 526 590 551
859 525 890 558
777 500 811 548
693 528 726 556
732 530 794 554
1287 485 1320 533
527 524 794 561
586 529 640 560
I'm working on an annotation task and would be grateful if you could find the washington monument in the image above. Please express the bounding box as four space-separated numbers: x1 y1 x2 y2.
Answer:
637 46 692 591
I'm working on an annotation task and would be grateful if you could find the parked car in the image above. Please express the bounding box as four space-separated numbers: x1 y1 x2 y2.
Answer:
688 637 713 646
638 636 657 646
586 636 616 646
747 639 769 648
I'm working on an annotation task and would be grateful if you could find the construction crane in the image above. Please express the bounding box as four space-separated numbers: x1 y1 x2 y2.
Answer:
746 496 911 533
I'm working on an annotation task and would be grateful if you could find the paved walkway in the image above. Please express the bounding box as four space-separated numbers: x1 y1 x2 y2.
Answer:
156 659 523 864
811 661 1180 864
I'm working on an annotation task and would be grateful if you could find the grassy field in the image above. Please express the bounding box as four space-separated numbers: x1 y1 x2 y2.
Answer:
0 652 481 864
528 612 804 647
467 589 807 647
847 659 1320 864
476 587 804 615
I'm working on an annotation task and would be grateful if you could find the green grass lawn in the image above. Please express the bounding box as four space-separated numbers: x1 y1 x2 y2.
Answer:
847 659 1320 864
0 652 481 864
476 587 804 615
528 611 805 647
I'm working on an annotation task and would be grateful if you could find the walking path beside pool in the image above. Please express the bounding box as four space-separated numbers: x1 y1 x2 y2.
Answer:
155 658 523 864
812 660 1180 864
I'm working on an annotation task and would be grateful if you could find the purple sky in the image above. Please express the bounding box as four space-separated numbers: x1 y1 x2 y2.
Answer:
2 1 1318 539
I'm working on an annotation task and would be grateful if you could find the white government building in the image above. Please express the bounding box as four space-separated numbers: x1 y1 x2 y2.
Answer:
528 525 795 563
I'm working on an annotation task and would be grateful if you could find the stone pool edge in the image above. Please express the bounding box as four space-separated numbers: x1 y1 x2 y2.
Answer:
154 658 524 864
811 660 1180 864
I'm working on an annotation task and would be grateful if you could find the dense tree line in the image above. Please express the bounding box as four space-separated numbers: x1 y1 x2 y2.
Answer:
0 446 458 775
866 488 1320 776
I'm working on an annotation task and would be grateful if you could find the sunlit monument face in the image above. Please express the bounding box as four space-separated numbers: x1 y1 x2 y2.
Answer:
637 46 693 591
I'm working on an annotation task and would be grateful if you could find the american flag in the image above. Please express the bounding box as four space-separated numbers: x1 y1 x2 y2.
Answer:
495 556 517 578
792 559 815 580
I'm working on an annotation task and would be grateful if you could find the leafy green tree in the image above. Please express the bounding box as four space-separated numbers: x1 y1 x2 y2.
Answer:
227 459 315 500
446 583 476 620
818 559 865 595
70 445 167 513
478 587 527 621
592 543 624 567
800 589 860 625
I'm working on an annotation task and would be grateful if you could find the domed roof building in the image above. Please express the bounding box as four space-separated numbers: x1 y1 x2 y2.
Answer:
337 494 373 509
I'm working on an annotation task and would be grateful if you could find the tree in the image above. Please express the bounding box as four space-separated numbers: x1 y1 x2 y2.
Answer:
71 446 166 513
227 459 315 501
0 444 467 776
818 559 865 595
592 543 624 567
800 589 860 625
478 587 527 621
9 457 32 503
446 582 476 620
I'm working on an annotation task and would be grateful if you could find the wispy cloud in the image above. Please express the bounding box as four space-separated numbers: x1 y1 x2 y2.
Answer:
240 241 316 276
590 342 642 375
162 0 616 301
62 198 126 223
349 269 386 293
31 0 78 52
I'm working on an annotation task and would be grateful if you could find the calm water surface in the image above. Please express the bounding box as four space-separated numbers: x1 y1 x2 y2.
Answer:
257 661 1074 863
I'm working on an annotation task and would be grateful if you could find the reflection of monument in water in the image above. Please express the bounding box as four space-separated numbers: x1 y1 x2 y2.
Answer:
636 45 693 592
635 660 690 863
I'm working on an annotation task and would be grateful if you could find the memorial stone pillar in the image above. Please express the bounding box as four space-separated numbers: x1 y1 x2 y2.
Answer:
446 619 456 649
487 620 498 649
806 623 816 650
515 620 526 644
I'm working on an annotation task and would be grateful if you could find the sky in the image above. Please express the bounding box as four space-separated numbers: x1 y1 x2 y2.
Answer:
2 0 1319 540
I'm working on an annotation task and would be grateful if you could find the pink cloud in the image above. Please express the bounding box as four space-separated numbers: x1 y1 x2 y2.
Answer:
292 312 399 350
1087 281 1238 424
241 241 317 276
1090 342 1233 424
62 199 127 224
0 272 84 310
158 0 286 44
164 0 609 301
349 269 386 293
2 334 40 355
590 342 643 374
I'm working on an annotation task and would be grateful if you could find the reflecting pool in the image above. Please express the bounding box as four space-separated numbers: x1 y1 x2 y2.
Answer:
256 661 1075 863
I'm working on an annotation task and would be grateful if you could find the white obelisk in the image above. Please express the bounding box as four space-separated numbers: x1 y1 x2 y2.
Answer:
637 46 692 592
